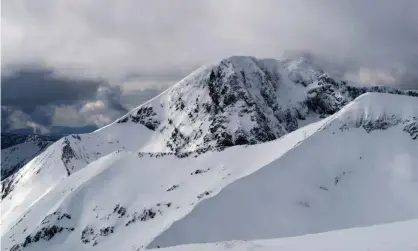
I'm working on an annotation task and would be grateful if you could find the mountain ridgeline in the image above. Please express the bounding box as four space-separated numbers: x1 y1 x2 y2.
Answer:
116 56 417 152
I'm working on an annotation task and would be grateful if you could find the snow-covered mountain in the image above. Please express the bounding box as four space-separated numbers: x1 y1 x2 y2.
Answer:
2 133 31 150
1 56 417 251
1 134 57 182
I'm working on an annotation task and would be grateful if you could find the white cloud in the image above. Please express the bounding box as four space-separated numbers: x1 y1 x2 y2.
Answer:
52 106 86 127
2 0 417 89
358 68 396 85
26 121 50 134
52 103 120 128
80 101 106 113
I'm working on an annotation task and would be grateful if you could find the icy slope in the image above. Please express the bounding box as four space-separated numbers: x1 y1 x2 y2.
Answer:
1 135 55 181
149 93 418 247
149 219 418 251
1 118 325 251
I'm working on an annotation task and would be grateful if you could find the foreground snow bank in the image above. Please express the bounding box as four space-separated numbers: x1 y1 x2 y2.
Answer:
149 93 418 247
150 219 418 251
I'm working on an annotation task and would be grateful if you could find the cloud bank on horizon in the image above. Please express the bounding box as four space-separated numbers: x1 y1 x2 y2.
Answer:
2 0 418 133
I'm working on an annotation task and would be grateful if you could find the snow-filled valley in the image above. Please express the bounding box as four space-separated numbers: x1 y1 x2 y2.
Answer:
1 56 417 251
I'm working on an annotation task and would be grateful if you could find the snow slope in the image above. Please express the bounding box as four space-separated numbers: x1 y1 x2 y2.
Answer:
149 93 418 247
1 118 326 251
150 219 418 251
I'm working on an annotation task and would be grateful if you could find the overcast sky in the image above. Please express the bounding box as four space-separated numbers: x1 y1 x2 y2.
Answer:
2 0 418 134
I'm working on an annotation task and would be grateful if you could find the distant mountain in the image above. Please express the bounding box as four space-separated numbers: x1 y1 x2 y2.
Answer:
1 56 417 251
8 125 98 137
1 127 96 182
1 133 57 181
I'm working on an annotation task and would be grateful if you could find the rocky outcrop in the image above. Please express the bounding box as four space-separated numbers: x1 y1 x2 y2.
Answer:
118 56 417 153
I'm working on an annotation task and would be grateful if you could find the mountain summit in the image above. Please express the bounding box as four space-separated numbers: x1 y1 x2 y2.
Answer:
115 56 417 152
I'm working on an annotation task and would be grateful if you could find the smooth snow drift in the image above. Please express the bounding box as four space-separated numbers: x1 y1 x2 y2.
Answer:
149 219 418 251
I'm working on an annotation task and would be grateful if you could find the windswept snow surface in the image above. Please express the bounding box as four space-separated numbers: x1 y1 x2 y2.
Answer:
149 219 418 251
149 93 418 248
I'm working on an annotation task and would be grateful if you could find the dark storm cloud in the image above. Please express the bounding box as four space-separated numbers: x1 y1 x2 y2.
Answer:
1 68 100 111
1 68 128 133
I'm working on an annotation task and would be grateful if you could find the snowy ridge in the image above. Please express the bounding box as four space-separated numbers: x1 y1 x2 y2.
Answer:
1 120 327 251
148 93 418 248
322 92 418 135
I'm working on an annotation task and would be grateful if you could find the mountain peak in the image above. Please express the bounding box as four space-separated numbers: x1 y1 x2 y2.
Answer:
115 56 416 154
117 56 310 153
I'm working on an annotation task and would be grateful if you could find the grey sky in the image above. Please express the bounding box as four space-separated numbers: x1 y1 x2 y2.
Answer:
2 0 418 133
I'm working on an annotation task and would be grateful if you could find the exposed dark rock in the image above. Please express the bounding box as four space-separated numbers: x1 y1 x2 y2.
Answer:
10 244 21 251
191 169 210 175
1 176 16 199
125 208 158 226
61 138 78 176
81 226 95 244
403 121 418 140
100 226 114 236
166 185 179 192
130 106 160 130
117 117 129 123
20 225 74 248
197 191 212 199
113 204 127 218
334 171 350 185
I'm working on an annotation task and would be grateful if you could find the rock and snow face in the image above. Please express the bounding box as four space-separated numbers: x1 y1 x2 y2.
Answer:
1 56 417 251
116 56 417 153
